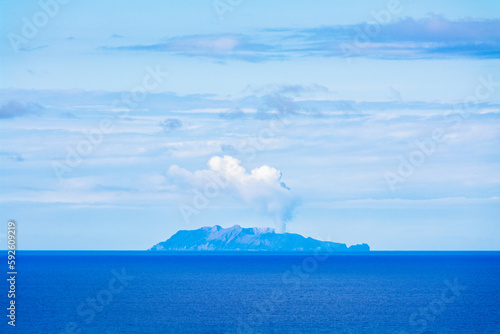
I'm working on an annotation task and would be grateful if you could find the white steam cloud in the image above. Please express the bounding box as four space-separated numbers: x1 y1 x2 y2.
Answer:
168 155 298 232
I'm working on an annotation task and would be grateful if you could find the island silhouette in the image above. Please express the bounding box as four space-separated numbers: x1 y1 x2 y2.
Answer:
150 225 369 252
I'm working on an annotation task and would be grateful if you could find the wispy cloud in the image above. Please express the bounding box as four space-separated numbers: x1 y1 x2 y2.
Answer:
2 89 499 121
101 34 278 62
0 151 24 162
18 44 49 52
0 100 43 119
100 16 500 61
307 197 500 209
158 118 182 132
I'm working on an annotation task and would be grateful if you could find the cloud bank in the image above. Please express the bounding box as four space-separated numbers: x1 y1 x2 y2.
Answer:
0 100 42 118
101 16 500 60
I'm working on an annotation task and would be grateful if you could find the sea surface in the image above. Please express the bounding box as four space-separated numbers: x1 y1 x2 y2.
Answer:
3 251 500 333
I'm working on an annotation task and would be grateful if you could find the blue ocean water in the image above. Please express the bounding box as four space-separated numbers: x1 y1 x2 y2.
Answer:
3 252 500 333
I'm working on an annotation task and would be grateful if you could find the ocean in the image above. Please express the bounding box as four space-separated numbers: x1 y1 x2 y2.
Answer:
4 252 500 333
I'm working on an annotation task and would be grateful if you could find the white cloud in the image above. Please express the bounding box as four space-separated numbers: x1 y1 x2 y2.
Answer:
307 197 500 209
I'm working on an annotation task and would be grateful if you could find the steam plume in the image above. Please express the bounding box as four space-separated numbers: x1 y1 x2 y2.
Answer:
168 155 298 232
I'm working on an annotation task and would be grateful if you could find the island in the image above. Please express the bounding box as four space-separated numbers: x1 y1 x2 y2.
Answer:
150 225 370 252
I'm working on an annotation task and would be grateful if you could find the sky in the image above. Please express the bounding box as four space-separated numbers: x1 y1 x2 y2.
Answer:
0 0 499 250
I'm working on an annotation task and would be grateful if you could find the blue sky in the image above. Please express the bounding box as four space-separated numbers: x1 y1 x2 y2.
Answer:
0 0 499 250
